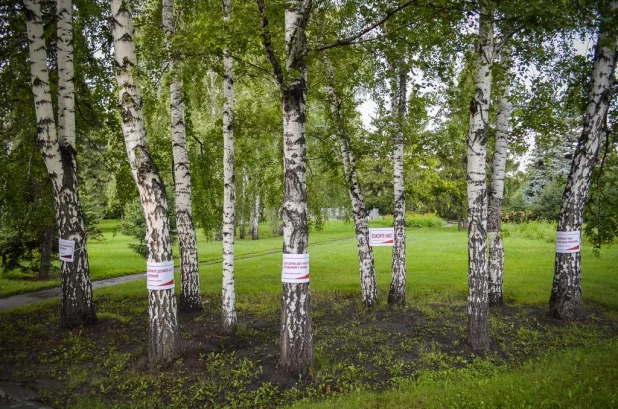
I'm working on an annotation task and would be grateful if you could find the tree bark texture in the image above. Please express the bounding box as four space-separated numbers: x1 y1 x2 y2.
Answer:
466 4 493 350
221 0 237 334
323 56 377 307
488 52 510 307
57 0 76 148
389 68 407 306
112 0 179 364
550 5 617 321
163 0 201 313
25 0 96 328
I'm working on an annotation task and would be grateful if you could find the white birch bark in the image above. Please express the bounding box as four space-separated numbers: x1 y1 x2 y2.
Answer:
57 0 75 148
389 68 407 306
257 0 314 375
466 3 493 350
550 4 617 321
163 0 201 312
251 193 260 240
488 51 510 307
25 0 96 328
221 0 237 335
112 0 179 363
323 56 377 307
281 0 314 376
240 166 248 239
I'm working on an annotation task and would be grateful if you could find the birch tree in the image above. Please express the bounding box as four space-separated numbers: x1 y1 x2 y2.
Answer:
466 1 494 350
112 0 179 363
257 0 314 375
222 0 237 334
488 50 511 307
163 0 201 312
550 2 617 321
24 0 96 328
323 55 377 308
388 67 407 306
250 193 260 240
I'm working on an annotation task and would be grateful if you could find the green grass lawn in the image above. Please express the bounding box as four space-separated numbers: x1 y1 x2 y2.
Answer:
3 219 617 312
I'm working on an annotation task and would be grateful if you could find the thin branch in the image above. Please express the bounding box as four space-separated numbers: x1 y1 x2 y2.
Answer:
314 0 416 52
256 0 284 87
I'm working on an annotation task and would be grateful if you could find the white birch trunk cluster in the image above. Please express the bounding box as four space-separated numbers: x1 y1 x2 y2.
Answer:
550 4 617 321
221 0 237 335
163 0 201 313
112 0 179 363
389 69 407 306
466 4 493 350
323 56 377 308
24 0 96 328
487 51 510 307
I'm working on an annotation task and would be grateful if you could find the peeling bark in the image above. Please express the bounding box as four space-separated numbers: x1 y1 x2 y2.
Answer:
112 0 179 364
389 68 407 307
163 0 201 313
466 3 493 351
221 0 237 334
550 4 617 321
25 0 96 328
488 51 510 307
323 56 377 308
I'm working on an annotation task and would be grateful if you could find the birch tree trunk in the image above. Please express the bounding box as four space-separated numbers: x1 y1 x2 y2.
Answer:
221 0 237 335
488 51 510 307
25 0 96 328
251 193 260 240
323 56 377 307
550 5 617 321
466 3 493 350
240 167 248 239
112 0 179 364
389 68 407 306
163 0 201 312
257 0 314 375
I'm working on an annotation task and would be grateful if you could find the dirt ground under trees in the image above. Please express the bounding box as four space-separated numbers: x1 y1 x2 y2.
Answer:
1 292 616 408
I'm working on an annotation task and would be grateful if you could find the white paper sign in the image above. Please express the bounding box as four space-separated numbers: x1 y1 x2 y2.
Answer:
556 231 581 253
59 239 75 262
147 260 175 290
282 254 309 283
369 228 395 246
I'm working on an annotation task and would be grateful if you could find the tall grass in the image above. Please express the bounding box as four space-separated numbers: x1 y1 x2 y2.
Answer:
502 220 557 242
370 213 446 228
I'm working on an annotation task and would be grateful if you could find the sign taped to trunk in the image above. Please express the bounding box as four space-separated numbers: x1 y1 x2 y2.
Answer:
59 239 75 262
556 231 581 253
147 260 175 290
282 254 309 283
369 228 395 246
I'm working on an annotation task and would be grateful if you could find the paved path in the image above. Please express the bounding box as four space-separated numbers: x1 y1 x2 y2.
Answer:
0 382 53 409
0 237 357 311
